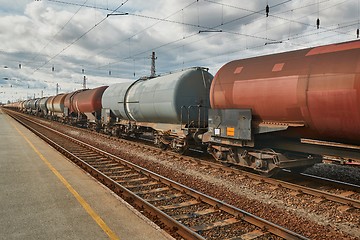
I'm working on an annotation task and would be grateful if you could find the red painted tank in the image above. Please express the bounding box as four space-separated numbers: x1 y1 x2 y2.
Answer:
72 86 108 114
64 89 87 114
210 40 360 144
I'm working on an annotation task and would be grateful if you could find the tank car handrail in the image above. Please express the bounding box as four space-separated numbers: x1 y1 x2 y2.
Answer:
181 105 208 130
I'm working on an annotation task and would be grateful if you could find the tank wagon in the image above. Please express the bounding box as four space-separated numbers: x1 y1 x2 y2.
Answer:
23 100 31 113
28 98 39 114
102 67 213 153
19 101 25 111
71 86 108 128
52 94 67 114
3 101 21 110
5 40 360 176
45 96 55 116
64 89 87 118
37 97 49 116
205 40 360 175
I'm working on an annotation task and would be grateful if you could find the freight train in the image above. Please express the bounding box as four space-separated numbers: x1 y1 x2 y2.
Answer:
5 40 360 176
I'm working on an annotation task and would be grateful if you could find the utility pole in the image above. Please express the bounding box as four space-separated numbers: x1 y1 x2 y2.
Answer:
83 76 87 89
56 83 59 95
150 51 157 78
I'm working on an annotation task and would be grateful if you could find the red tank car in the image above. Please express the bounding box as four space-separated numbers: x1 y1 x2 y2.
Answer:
64 89 87 116
72 86 108 124
206 40 360 175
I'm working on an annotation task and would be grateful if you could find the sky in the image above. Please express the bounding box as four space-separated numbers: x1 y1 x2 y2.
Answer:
0 0 359 103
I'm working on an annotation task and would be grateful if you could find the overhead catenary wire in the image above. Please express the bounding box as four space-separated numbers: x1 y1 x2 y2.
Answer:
96 0 295 70
29 0 90 66
33 0 130 73
2 1 360 103
98 0 341 71
158 1 358 72
94 1 198 58
24 0 359 79
45 0 324 72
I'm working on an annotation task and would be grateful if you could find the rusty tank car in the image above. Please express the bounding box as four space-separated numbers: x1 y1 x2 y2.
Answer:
71 86 108 127
205 40 360 176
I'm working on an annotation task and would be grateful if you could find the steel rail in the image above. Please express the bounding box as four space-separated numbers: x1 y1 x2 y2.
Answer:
190 159 360 210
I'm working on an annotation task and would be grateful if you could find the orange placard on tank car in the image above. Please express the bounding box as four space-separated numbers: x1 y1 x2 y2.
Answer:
226 127 235 137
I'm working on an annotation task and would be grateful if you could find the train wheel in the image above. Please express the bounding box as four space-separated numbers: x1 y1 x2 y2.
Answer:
154 136 168 150
176 146 188 155
253 148 280 177
171 139 188 155
159 142 168 150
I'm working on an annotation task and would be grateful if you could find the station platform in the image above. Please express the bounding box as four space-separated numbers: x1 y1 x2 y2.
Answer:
0 109 172 240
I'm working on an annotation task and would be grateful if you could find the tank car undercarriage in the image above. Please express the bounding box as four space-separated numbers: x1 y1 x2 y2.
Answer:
207 144 321 177
103 120 207 154
205 108 323 176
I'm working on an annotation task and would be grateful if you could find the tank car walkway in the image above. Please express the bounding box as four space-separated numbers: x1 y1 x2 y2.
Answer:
0 109 172 240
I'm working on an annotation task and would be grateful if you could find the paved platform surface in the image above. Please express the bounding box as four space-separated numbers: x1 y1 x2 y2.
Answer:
0 109 172 240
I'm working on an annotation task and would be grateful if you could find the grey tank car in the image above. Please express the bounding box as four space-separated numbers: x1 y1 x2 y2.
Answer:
101 67 213 153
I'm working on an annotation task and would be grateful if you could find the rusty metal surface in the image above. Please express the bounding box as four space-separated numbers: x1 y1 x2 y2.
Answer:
210 40 360 144
64 90 87 115
72 86 108 114
45 96 56 113
52 93 67 113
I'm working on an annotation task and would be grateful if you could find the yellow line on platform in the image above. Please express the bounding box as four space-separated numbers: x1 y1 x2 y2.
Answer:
9 119 120 240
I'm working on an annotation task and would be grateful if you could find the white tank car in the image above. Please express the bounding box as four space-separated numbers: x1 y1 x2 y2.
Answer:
101 67 213 153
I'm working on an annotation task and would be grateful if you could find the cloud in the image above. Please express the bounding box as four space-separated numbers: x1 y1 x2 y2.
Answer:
0 0 358 103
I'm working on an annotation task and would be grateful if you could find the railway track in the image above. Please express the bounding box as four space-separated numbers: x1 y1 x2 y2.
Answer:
88 123 360 212
192 161 360 212
11 110 360 213
6 110 307 239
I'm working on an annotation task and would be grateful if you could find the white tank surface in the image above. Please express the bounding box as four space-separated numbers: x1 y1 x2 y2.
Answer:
102 67 213 124
38 97 49 114
101 81 134 119
29 98 39 110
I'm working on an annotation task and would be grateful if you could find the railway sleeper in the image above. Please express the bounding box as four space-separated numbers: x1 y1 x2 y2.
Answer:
124 181 160 189
92 163 120 169
225 229 267 240
145 193 184 202
134 187 170 195
157 200 200 211
190 217 239 232
172 208 218 220
116 177 148 184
